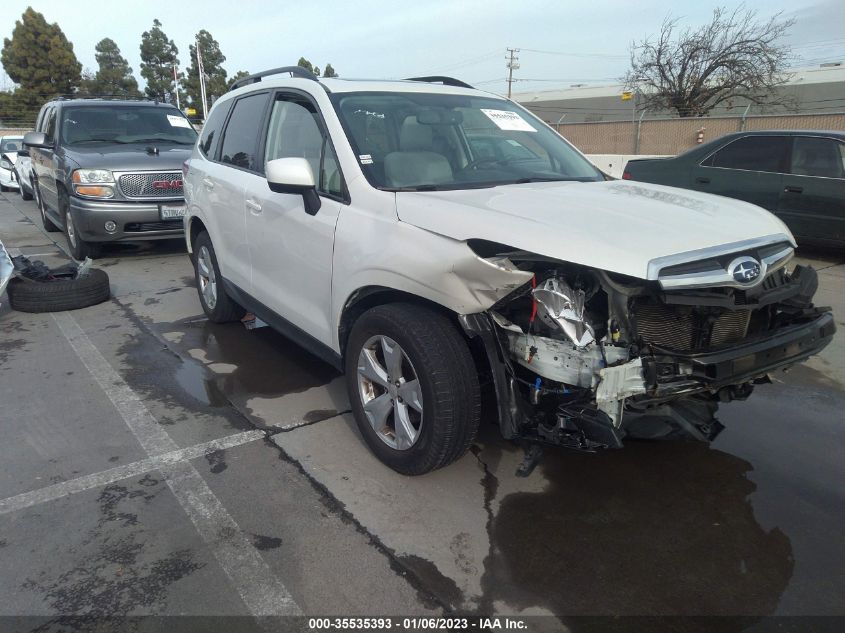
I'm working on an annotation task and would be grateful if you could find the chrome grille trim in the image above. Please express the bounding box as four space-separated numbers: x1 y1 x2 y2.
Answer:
117 171 183 199
655 244 794 291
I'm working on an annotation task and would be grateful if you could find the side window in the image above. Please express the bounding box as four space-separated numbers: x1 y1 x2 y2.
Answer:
790 137 845 179
219 93 268 171
709 136 789 173
43 108 57 141
264 94 344 198
198 100 232 159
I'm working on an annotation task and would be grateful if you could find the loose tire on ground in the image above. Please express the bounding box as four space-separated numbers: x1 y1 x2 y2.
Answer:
193 231 246 323
6 268 111 313
345 302 481 475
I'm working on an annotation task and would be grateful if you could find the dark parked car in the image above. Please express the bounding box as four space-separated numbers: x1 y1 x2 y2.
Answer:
623 130 845 247
24 98 197 259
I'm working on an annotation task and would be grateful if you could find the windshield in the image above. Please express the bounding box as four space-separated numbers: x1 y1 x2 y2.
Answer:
1 138 23 152
60 106 197 146
330 91 602 190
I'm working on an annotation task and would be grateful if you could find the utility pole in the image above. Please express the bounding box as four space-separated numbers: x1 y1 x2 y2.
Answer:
506 48 520 99
172 64 180 110
196 37 209 119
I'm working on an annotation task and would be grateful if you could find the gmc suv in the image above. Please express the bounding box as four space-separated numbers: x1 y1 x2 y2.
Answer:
183 67 834 475
24 98 196 259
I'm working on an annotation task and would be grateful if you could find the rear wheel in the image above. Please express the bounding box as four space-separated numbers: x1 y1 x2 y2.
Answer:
193 231 246 323
345 303 480 475
61 189 100 259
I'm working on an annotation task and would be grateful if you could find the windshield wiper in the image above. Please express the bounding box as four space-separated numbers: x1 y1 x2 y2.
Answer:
122 137 194 145
512 177 575 184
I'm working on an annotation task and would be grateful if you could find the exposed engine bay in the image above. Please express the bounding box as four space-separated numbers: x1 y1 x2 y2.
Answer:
459 242 836 455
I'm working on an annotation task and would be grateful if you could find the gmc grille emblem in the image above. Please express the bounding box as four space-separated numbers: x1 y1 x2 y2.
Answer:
152 179 182 189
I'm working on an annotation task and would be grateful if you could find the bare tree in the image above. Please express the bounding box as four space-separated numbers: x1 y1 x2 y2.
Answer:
625 6 795 117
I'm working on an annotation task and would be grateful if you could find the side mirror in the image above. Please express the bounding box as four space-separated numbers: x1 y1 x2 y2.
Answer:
266 157 321 215
23 131 53 149
17 149 29 157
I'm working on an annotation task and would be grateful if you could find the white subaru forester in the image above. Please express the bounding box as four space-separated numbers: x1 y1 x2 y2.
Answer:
183 67 834 475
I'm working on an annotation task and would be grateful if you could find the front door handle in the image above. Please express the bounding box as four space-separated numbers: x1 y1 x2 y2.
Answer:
695 177 710 184
784 185 803 194
245 199 262 214
202 177 214 190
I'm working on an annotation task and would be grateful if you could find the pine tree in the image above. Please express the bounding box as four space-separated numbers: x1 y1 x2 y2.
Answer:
139 19 179 102
1 7 82 121
323 63 338 78
90 38 140 97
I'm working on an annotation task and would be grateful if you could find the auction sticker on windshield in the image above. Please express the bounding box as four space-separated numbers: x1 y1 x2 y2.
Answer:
480 109 537 132
166 115 192 129
160 204 187 220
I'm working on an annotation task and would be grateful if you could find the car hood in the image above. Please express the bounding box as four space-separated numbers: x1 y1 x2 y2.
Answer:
2 152 18 166
65 144 192 172
395 180 794 280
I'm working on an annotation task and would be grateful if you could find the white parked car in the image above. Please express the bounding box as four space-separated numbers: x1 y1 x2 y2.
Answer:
14 148 34 201
0 135 24 193
183 67 834 475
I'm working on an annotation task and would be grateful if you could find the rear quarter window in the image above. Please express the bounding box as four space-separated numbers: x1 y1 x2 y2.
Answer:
198 100 233 160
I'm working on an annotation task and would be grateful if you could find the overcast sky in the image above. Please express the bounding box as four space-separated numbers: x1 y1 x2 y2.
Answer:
2 0 844 96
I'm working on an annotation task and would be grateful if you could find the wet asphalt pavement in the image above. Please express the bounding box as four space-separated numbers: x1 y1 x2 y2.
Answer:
1 190 844 631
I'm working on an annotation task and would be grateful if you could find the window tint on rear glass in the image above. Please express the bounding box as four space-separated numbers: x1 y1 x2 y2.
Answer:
198 100 232 159
790 136 845 179
220 93 268 172
709 136 789 173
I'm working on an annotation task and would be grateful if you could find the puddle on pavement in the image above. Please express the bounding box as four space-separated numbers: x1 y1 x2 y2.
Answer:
170 318 340 401
480 439 793 617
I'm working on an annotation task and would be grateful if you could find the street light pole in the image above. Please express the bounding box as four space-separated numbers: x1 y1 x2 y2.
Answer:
172 64 180 110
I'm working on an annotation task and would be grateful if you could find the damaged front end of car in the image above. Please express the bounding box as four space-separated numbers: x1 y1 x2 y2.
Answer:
459 238 836 454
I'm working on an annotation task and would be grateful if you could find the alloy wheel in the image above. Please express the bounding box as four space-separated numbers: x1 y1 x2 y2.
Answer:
356 335 424 450
197 245 218 310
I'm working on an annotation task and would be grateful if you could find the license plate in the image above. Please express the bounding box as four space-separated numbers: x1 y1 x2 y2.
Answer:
160 204 187 220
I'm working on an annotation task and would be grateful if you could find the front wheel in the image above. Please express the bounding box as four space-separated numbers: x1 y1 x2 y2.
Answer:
345 303 480 475
61 190 100 259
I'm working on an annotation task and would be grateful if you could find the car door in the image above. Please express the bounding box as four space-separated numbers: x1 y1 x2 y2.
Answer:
692 135 789 211
244 90 346 345
777 135 845 242
201 91 270 294
32 106 62 215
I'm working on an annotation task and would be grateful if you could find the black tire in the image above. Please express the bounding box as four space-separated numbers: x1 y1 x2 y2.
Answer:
0 184 7 193
345 303 481 475
21 180 33 201
6 268 111 313
193 231 246 323
34 183 60 232
61 189 101 259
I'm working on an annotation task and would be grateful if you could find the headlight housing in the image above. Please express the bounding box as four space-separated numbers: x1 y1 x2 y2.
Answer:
72 169 115 198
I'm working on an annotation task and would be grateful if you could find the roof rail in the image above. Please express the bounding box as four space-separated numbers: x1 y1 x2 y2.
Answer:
404 76 474 89
229 66 320 91
49 95 159 103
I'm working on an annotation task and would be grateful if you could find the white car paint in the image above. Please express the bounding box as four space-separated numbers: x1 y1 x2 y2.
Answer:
1 150 20 190
184 77 795 356
394 179 794 280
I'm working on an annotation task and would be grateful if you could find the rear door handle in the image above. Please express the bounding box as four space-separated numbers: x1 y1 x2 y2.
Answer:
695 177 710 184
202 177 214 190
784 185 803 194
245 199 262 214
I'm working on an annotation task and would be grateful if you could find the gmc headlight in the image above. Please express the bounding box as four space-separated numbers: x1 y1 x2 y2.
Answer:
72 169 115 198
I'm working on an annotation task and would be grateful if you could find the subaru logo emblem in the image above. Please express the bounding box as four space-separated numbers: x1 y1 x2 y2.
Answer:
729 257 761 284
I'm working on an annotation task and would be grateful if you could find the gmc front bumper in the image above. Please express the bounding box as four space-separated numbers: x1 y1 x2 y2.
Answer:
69 196 185 242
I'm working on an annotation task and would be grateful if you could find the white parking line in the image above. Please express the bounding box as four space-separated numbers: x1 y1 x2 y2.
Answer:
51 311 302 616
0 430 264 515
